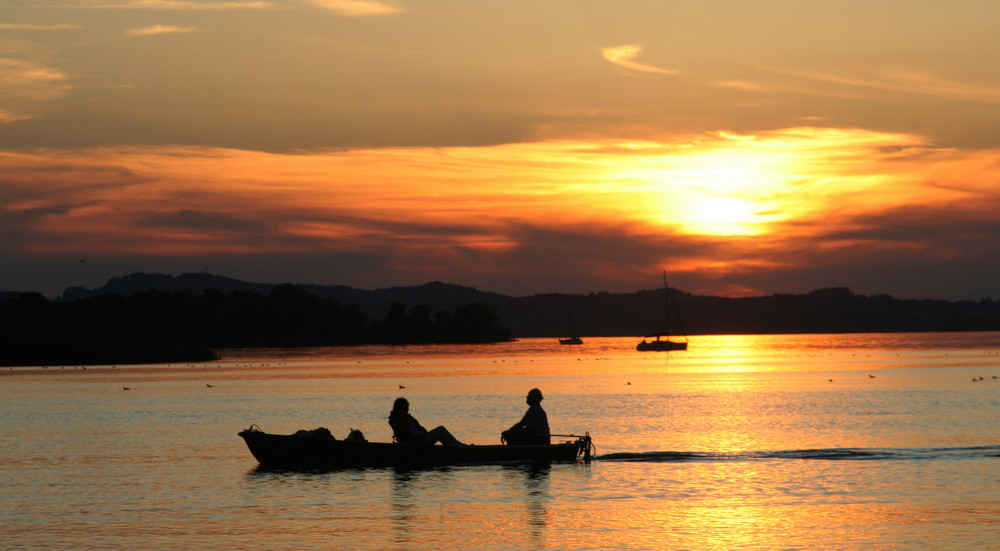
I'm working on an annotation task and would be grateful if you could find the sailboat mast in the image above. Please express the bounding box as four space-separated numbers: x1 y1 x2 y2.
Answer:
662 270 688 341
661 270 670 337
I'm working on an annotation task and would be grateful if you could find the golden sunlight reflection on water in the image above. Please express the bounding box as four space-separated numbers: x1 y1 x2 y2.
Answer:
3 333 1000 550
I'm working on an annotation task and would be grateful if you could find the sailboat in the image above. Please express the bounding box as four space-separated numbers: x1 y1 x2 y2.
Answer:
636 271 688 352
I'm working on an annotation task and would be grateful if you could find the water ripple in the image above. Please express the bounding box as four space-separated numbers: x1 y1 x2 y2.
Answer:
595 444 1000 463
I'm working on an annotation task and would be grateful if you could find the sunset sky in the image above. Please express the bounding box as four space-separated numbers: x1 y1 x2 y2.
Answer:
3 1 1000 300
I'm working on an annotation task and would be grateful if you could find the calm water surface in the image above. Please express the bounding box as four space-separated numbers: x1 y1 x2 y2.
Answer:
3 333 1000 550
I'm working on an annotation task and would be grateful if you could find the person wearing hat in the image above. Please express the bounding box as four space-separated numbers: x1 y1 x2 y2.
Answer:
501 388 550 445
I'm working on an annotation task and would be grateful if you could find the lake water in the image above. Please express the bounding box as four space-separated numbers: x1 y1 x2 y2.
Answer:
3 333 1000 550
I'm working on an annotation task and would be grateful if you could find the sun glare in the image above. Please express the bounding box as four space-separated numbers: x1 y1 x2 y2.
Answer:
619 144 793 236
687 197 763 235
4 128 963 265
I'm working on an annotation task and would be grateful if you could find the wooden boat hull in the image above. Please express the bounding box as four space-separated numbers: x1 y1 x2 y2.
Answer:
238 426 592 469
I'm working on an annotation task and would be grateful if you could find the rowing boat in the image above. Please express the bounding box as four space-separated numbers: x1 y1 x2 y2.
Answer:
238 425 593 469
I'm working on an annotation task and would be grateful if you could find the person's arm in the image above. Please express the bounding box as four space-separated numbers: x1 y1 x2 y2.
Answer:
507 409 529 432
389 413 407 441
410 415 428 435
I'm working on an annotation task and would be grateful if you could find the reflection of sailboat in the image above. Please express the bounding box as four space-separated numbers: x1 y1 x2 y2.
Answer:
636 271 688 352
559 308 583 345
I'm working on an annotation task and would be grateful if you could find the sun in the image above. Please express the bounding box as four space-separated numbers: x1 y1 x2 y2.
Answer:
620 148 791 237
687 197 764 235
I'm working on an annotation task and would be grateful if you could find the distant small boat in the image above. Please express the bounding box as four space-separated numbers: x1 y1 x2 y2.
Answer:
559 307 583 345
636 271 688 352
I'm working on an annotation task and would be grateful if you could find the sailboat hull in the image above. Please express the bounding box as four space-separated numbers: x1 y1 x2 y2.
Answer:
636 339 687 352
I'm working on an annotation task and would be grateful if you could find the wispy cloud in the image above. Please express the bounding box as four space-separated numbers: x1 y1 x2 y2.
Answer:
714 80 768 92
0 23 83 30
0 58 72 122
0 59 69 85
880 69 1000 103
300 0 401 16
601 44 676 75
52 0 398 14
126 24 200 37
0 108 32 123
58 0 275 9
776 66 1000 103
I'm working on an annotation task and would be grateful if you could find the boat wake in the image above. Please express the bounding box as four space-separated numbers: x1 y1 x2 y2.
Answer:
595 445 1000 463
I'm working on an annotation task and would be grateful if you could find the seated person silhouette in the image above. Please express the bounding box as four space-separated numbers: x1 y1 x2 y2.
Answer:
388 397 465 446
501 388 550 445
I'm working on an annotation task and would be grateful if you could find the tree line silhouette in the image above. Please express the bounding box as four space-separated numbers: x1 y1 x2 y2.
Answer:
0 284 513 366
505 286 1000 337
41 272 1000 338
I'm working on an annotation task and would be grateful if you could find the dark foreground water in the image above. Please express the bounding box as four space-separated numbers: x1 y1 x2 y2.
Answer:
3 333 1000 550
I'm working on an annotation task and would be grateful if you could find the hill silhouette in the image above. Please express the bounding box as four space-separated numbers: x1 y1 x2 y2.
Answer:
5 273 1000 366
43 272 1000 337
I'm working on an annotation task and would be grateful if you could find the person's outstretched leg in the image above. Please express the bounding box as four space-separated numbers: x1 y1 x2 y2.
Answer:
426 425 465 446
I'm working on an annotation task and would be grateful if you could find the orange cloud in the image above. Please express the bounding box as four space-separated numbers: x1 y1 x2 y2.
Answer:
0 58 72 121
3 128 999 297
0 24 83 30
302 0 401 16
771 66 1000 103
68 0 275 9
126 24 200 37
601 44 677 75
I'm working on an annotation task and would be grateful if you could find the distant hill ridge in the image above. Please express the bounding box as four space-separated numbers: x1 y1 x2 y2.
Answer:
62 273 274 300
47 272 1000 337
59 272 507 316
